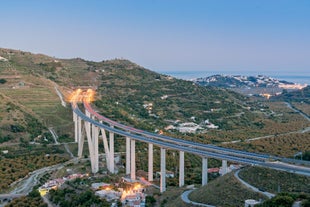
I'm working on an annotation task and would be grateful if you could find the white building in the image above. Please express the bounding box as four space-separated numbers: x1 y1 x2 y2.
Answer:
177 122 202 133
244 199 260 207
95 190 121 202
0 56 8 61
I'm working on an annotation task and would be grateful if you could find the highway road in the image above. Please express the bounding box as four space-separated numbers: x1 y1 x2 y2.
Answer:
73 103 310 176
84 102 271 161
10 159 78 195
10 165 59 195
74 104 265 164
84 102 310 167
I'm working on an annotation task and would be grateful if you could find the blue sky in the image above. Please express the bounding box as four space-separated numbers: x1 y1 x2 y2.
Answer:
0 0 309 75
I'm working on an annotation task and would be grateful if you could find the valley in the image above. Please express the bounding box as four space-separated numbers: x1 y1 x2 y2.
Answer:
0 48 309 207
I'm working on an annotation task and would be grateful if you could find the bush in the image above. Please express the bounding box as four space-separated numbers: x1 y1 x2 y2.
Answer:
302 151 310 161
146 195 156 207
0 79 7 84
10 124 25 133
0 134 13 143
256 193 296 207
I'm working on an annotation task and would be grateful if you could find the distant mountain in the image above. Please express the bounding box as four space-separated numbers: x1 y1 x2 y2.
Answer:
194 74 295 89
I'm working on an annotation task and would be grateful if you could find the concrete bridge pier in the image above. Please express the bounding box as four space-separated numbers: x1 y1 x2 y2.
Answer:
84 111 99 173
109 127 115 174
73 112 78 142
202 157 208 186
126 137 131 175
179 151 185 187
91 124 99 173
77 116 84 158
100 127 111 172
148 143 153 181
222 160 228 175
160 147 166 193
84 120 94 172
130 139 136 180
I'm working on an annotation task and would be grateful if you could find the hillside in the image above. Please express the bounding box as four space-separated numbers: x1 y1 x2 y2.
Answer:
0 48 262 144
195 74 296 89
94 61 257 133
188 172 267 206
239 166 310 194
185 167 310 207
0 49 73 143
194 74 308 98
0 48 309 206
0 48 309 152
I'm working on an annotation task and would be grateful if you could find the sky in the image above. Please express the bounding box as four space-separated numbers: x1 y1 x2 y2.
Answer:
0 0 309 75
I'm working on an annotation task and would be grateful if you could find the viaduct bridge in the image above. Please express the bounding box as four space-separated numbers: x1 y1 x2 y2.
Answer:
71 89 310 193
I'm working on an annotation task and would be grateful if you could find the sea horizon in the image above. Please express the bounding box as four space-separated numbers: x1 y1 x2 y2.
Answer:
158 70 310 85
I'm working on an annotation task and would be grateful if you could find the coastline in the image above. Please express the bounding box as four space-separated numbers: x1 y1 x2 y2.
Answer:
158 71 310 85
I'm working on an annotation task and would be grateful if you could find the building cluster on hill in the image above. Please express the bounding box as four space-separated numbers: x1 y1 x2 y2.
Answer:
164 119 219 134
39 173 147 207
92 180 146 207
38 173 88 196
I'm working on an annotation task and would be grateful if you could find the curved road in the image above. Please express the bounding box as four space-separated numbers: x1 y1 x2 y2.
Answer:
180 169 275 207
285 102 310 122
84 102 271 161
10 158 78 195
234 170 275 199
74 104 267 165
75 102 310 176
181 189 215 207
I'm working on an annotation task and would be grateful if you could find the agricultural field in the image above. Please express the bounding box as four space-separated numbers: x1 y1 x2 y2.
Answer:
223 132 310 157
261 101 309 134
292 101 310 116
0 83 72 128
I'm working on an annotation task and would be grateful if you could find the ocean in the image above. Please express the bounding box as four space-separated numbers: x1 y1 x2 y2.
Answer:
158 71 310 85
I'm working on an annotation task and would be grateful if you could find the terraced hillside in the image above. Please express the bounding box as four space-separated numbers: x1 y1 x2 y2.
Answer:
0 48 309 158
0 49 73 142
0 48 258 144
1 48 309 206
0 93 44 142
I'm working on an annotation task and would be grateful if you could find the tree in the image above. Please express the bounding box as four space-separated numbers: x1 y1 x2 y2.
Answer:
273 195 294 207
28 189 40 198
257 194 295 207
0 78 7 84
302 199 310 207
146 195 156 207
302 151 310 161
